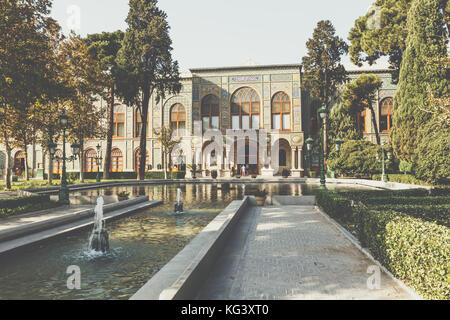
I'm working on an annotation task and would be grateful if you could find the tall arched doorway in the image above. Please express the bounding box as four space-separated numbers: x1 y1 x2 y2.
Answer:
233 138 260 175
14 151 25 176
272 138 292 175
52 150 63 174
134 148 150 173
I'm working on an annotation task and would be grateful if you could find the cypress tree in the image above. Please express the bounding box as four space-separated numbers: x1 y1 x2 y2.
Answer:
391 0 448 162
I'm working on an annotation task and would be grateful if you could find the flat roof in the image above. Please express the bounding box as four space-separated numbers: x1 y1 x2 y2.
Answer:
190 63 302 73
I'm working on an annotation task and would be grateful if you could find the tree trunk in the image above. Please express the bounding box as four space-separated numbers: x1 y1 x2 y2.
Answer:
164 152 167 180
3 130 12 190
22 142 29 181
103 86 115 180
47 149 53 185
369 105 381 145
79 139 85 183
138 86 150 180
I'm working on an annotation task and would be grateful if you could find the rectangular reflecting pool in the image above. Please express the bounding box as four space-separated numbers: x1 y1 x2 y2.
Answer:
0 183 377 300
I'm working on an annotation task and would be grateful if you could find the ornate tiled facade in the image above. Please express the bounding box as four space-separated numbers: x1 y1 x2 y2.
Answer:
0 64 397 178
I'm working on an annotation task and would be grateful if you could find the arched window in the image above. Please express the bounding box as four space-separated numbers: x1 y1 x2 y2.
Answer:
113 113 125 138
84 148 98 172
52 150 63 174
134 148 150 172
231 87 260 130
272 92 291 130
380 97 393 133
170 104 186 137
135 109 148 137
357 109 367 133
201 95 220 131
111 148 123 172
14 151 25 176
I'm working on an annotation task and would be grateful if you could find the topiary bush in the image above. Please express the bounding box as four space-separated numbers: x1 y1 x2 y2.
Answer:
399 160 414 175
328 140 388 177
315 188 450 299
414 120 450 186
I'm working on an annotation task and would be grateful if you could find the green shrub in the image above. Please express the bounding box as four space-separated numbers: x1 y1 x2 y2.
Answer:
0 194 60 217
372 173 430 186
358 208 449 300
315 188 450 299
144 171 185 180
313 189 355 231
415 120 450 185
328 140 389 177
384 216 449 300
399 160 414 174
370 204 450 228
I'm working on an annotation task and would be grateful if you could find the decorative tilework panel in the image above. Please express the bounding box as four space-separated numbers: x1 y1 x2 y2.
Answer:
229 75 261 83
293 85 300 99
271 74 292 82
193 86 200 101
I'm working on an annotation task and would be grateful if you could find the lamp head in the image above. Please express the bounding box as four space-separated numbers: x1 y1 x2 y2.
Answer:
59 110 69 129
305 137 314 151
335 137 344 152
71 142 80 156
318 105 328 120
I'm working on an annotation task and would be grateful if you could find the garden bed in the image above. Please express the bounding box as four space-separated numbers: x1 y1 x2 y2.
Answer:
314 188 450 300
0 194 61 218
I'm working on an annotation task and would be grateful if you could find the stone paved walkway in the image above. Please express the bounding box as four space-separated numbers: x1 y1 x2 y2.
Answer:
198 205 414 300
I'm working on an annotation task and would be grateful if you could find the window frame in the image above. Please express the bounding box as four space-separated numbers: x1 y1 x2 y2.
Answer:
113 112 125 138
84 148 98 173
110 148 123 172
379 97 393 133
230 87 261 130
201 94 220 131
170 103 187 137
271 92 291 131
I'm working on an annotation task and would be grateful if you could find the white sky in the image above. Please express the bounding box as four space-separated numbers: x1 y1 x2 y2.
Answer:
50 0 389 72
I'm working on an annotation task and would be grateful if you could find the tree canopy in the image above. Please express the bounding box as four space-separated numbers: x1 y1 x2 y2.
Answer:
391 0 449 162
116 0 181 180
341 73 383 144
302 20 348 108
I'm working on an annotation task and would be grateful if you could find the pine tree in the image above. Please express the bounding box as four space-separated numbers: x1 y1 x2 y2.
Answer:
116 0 181 180
85 31 124 180
341 74 383 145
391 0 449 162
328 102 362 147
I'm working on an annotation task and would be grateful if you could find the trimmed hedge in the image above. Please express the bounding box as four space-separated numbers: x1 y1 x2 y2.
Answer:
372 174 430 186
357 208 449 300
0 194 60 217
44 171 187 181
144 171 186 180
314 188 450 300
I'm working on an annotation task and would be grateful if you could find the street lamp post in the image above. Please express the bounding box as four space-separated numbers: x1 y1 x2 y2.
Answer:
305 136 314 172
335 137 344 154
48 110 81 205
95 143 103 183
318 105 328 188
377 142 391 183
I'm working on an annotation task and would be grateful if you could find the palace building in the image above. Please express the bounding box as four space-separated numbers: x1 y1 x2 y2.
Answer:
0 64 397 179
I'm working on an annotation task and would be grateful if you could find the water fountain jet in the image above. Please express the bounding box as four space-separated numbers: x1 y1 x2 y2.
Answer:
88 197 109 252
174 188 183 213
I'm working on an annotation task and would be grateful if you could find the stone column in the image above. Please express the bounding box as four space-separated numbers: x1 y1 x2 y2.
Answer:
298 148 304 177
291 147 296 170
291 147 301 177
185 146 193 179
